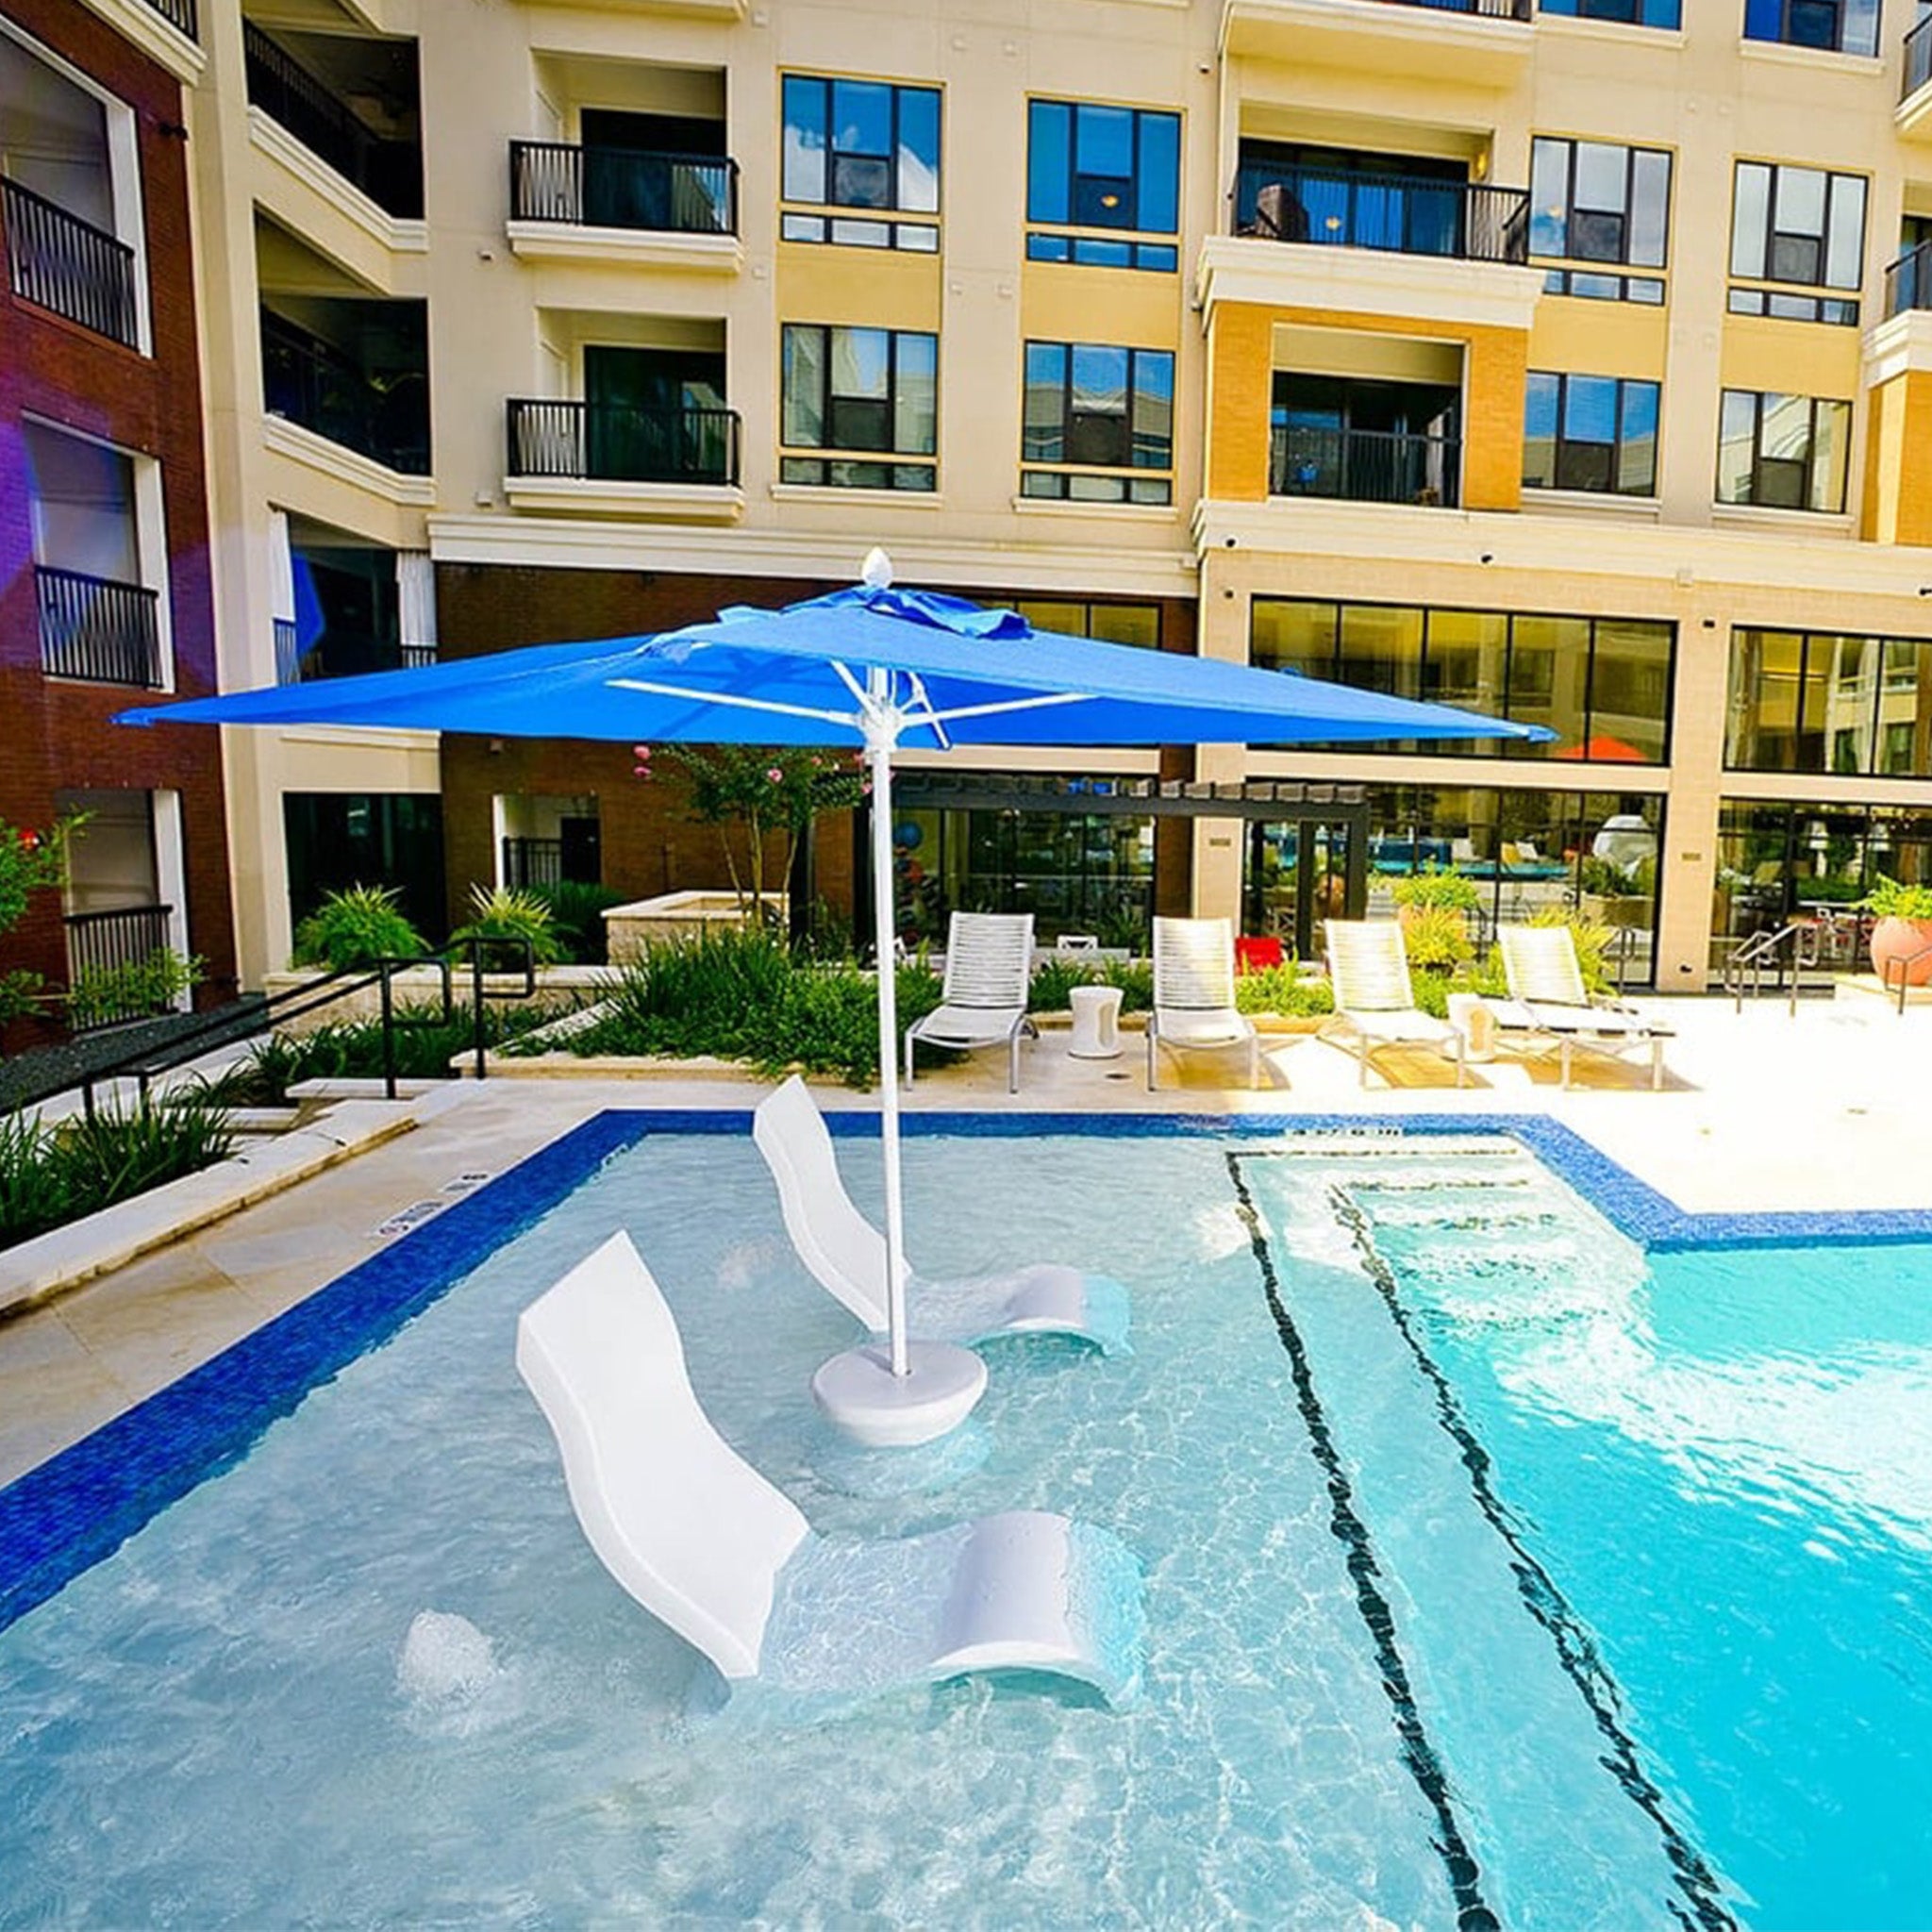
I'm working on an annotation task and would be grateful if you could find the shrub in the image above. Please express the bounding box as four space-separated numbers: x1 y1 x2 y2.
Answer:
1391 869 1481 913
0 1093 235 1251
1028 957 1101 1012
66 947 204 1031
1864 876 1932 921
292 885 427 972
1397 904 1474 972
530 880 626 964
1234 963 1333 1016
447 884 568 966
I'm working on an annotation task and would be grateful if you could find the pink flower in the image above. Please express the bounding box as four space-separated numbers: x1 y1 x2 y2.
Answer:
632 744 652 761
766 766 784 784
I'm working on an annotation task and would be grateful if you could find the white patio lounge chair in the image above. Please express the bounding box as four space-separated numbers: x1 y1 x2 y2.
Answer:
752 1075 1131 1355
1494 924 1672 1091
1147 916 1260 1091
1321 918 1467 1089
905 911 1039 1092
516 1231 1143 1705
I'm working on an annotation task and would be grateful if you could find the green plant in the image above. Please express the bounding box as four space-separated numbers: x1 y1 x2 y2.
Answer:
0 1093 235 1251
635 744 864 920
1028 957 1102 1011
1863 876 1932 920
291 885 428 972
1390 868 1480 913
1233 963 1333 1016
1098 958 1154 1013
447 884 568 966
1397 904 1474 971
530 880 626 964
0 968 47 1034
65 948 204 1031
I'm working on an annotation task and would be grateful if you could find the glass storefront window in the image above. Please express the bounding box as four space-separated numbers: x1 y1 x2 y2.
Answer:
1727 628 1932 777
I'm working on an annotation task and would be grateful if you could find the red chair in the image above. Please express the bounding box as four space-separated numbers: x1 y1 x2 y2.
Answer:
1235 935 1284 974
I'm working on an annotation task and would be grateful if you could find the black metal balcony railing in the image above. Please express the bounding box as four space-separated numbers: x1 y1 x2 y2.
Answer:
261 312 430 474
503 838 565 891
243 22 423 218
144 0 197 39
1887 241 1932 320
1910 16 1932 101
1271 424 1461 508
1354 0 1531 16
36 565 165 687
1 177 140 348
65 904 175 1030
1233 161 1530 265
508 142 738 236
507 398 741 487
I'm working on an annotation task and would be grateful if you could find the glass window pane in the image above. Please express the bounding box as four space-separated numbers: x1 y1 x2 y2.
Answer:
1573 142 1626 212
897 89 941 213
1136 111 1180 235
1810 398 1850 512
1843 0 1880 56
1727 629 1801 767
1760 391 1811 465
1026 101 1070 224
1424 608 1507 712
1507 615 1591 752
1774 166 1826 240
831 81 891 158
1629 149 1670 267
1618 380 1659 494
1587 617 1671 760
1132 350 1174 468
1251 598 1338 677
1338 603 1425 702
1074 105 1134 226
1023 341 1066 461
1563 374 1620 443
1089 604 1159 648
1819 634 1877 773
1524 372 1559 488
1717 390 1758 503
1530 139 1570 258
1732 163 1770 279
830 327 889 400
781 77 826 204
893 332 937 455
1825 174 1866 290
781 326 824 446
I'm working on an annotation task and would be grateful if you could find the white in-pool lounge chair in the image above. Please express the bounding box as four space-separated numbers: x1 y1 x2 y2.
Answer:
905 911 1039 1092
1147 916 1260 1091
1321 918 1467 1089
516 1231 1142 1705
752 1075 1131 1355
1494 924 1672 1091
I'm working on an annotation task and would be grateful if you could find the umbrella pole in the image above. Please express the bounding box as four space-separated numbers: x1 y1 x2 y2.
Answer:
864 720 911 1378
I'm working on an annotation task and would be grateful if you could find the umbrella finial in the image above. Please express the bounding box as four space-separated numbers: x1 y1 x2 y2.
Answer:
860 547 893 591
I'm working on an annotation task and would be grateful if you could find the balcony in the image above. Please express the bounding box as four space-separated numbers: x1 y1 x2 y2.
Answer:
510 141 736 232
1902 17 1932 139
146 0 196 33
1886 242 1932 320
1270 424 1460 508
1222 0 1532 86
36 566 164 687
1 177 140 349
505 398 743 519
63 904 175 1032
276 629 435 684
261 308 429 476
243 21 422 220
1234 162 1528 265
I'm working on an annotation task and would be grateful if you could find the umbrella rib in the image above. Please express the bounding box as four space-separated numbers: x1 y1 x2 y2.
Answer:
608 676 858 729
922 691 1097 725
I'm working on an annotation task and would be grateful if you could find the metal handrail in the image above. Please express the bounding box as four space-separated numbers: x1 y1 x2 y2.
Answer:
508 141 738 235
35 565 164 688
1907 12 1932 100
1723 920 1824 1017
1881 940 1932 1015
0 176 140 348
1232 161 1530 265
506 397 741 487
1270 423 1460 507
1886 240 1932 320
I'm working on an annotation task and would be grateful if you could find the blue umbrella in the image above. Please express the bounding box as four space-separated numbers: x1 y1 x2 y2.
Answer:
125 551 1549 1434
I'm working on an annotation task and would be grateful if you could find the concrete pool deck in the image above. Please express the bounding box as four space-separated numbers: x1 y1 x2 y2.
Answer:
3 980 1929 1489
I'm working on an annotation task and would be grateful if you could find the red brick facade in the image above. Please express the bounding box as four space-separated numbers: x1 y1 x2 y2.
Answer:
0 0 235 1045
434 563 1197 932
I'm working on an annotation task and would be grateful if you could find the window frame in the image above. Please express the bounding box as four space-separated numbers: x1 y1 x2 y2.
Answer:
1741 0 1880 58
1725 626 1932 778
1538 0 1682 25
1728 159 1868 321
1523 371 1660 497
779 73 941 251
1529 135 1673 279
778 322 939 492
1024 97 1181 274
1715 389 1852 513
1020 340 1175 505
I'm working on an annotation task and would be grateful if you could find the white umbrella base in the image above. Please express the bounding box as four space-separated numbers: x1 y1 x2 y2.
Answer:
811 1340 988 1448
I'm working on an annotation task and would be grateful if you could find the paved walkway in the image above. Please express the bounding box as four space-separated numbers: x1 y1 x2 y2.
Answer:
4 983 1930 1488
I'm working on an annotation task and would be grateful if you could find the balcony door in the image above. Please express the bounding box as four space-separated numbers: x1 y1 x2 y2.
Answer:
1271 375 1461 507
579 108 725 230
1237 142 1467 257
583 345 727 482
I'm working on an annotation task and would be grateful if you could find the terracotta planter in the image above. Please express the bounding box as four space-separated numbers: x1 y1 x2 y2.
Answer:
1868 916 1932 987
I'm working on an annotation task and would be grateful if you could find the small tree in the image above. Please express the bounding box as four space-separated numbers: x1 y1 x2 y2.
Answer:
0 818 76 1041
634 744 866 922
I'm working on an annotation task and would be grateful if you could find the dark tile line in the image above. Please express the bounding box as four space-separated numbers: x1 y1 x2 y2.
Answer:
1222 1150 1500 1932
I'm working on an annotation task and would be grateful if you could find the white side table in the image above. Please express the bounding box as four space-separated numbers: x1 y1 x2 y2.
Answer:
1068 984 1124 1059
1446 991 1497 1063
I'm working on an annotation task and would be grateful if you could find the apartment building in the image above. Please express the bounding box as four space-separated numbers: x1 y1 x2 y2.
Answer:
65 0 1932 988
0 0 235 1042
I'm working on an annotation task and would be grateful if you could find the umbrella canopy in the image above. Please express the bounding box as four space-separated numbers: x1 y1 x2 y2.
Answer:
123 556 1550 1427
1554 734 1647 763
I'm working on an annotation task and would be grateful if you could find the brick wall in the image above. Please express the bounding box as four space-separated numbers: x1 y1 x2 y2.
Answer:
0 0 235 1046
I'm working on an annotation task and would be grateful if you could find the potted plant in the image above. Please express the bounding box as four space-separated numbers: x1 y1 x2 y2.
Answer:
1862 876 1932 988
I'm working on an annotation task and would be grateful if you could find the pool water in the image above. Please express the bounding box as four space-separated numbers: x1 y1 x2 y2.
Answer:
1 1124 1927 1928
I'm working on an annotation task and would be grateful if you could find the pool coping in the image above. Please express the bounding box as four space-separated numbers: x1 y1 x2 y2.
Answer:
6 1104 1930 1636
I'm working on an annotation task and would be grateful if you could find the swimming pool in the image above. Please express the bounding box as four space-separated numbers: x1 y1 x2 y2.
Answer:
1 1112 1928 1928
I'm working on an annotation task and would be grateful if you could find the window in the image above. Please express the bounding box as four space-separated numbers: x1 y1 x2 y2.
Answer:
1729 161 1866 324
1524 373 1659 495
1743 0 1879 58
1025 99 1179 273
1251 599 1674 761
1021 342 1174 504
1727 629 1932 776
781 75 940 251
780 325 936 491
1529 137 1671 303
1540 0 1681 24
1716 391 1851 512
1013 600 1161 648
